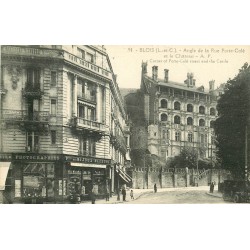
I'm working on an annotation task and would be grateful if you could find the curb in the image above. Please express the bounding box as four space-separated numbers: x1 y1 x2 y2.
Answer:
205 192 222 198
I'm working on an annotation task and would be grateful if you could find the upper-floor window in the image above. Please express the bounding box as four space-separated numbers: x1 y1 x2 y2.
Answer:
160 99 168 108
27 68 40 89
188 133 193 142
86 52 94 63
175 132 180 141
161 113 168 121
50 99 57 116
210 107 216 116
199 119 205 127
210 120 215 128
50 71 57 87
174 115 180 124
26 131 39 152
174 101 181 110
79 136 96 157
51 130 57 144
199 106 205 114
187 104 193 112
187 117 193 126
77 48 85 59
77 78 96 102
78 103 96 121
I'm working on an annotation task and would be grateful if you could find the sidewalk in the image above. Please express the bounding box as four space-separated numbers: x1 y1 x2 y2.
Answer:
206 191 223 198
81 186 214 204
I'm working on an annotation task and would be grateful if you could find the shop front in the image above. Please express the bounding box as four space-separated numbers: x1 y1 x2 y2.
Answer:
0 153 111 204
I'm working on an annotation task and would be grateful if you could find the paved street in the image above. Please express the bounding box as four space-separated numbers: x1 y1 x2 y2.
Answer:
127 189 227 204
81 186 229 204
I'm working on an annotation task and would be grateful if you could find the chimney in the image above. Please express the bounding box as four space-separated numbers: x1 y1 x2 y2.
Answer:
209 80 215 91
164 69 169 83
152 66 158 80
141 61 147 75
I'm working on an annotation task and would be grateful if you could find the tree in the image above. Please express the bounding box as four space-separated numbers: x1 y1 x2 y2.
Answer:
167 147 212 169
214 63 250 179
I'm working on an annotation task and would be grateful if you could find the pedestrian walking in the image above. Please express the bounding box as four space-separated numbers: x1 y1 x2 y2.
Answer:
91 184 98 204
105 185 109 201
154 183 157 193
210 182 214 193
122 187 126 201
130 189 134 199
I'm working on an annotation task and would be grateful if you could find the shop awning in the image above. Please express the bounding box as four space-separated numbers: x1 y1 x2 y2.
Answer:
116 169 132 183
70 162 106 169
0 162 11 191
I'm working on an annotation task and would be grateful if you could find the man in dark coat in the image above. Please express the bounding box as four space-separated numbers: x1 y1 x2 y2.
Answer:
122 187 126 201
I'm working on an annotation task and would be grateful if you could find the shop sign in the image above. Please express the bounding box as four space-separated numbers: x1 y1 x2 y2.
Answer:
14 154 60 161
0 153 12 161
64 155 111 165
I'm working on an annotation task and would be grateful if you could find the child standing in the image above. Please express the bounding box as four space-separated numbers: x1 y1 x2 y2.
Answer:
130 189 134 199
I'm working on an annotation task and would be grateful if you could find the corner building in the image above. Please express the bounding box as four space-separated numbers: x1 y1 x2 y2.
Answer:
136 62 223 162
0 45 130 203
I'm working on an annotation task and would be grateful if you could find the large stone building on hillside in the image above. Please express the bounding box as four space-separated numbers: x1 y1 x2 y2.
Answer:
124 62 225 166
0 45 131 203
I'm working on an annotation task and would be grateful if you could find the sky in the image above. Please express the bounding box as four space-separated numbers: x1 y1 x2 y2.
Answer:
106 45 250 90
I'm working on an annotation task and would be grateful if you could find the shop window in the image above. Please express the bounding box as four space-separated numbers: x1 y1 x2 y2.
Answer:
175 132 180 141
26 131 39 152
187 117 193 125
50 71 57 87
174 101 181 110
51 130 56 144
50 99 57 116
187 104 193 112
174 115 180 124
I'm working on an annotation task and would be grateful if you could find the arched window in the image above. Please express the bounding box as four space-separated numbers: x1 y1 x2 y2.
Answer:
187 104 193 112
174 101 181 110
160 99 168 108
187 117 193 125
199 119 205 127
199 106 205 114
210 120 215 128
174 115 180 124
210 107 215 116
161 113 168 121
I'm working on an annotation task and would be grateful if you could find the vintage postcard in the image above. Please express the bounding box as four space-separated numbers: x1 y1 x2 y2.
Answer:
0 45 249 205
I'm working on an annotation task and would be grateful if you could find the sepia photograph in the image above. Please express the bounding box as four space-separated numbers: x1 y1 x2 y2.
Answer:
0 45 249 204
0 2 250 250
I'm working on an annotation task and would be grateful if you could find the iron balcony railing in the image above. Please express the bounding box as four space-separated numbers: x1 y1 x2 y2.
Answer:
22 85 44 98
1 110 49 123
72 117 105 132
77 93 96 103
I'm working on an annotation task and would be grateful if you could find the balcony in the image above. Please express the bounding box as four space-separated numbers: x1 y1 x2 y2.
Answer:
78 93 96 103
22 85 44 98
2 110 49 127
1 46 112 81
64 51 112 80
71 117 105 134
